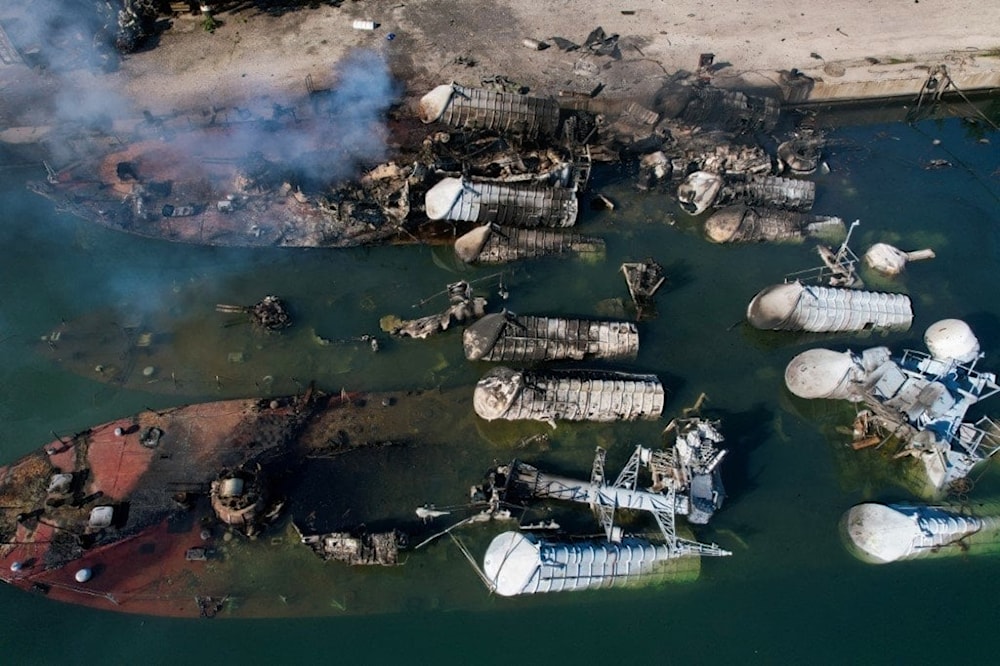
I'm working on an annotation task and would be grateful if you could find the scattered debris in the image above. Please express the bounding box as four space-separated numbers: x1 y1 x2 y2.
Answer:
621 259 666 318
863 243 936 276
381 281 487 339
216 295 292 332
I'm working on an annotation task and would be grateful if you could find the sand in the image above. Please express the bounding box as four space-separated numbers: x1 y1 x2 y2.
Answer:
1 1 999 134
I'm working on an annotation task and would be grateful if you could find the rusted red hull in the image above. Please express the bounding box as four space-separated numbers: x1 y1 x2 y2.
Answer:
0 387 486 618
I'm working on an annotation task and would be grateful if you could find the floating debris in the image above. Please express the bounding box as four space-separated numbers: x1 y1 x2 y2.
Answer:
473 366 664 426
463 312 638 362
621 260 665 317
863 243 936 277
381 281 487 339
297 526 405 566
785 319 1000 493
777 136 824 174
216 295 292 332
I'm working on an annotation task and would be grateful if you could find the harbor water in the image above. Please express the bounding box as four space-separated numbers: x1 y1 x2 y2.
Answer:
1 102 1000 662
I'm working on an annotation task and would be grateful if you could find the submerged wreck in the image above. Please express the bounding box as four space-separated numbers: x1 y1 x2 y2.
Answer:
704 205 845 244
0 386 497 617
784 319 1000 494
474 426 730 596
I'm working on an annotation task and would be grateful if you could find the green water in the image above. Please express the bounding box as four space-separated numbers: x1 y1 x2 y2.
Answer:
2 105 1000 663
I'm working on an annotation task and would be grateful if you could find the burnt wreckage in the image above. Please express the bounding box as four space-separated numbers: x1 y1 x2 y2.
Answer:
29 73 802 254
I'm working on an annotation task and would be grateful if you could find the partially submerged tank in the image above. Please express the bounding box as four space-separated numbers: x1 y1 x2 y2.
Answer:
454 224 605 264
463 312 638 362
705 206 845 244
677 171 816 215
785 319 1000 494
473 367 664 426
841 501 1000 564
425 177 579 227
747 282 913 333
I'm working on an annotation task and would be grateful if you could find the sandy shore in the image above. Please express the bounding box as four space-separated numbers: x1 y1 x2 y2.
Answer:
1 1 998 136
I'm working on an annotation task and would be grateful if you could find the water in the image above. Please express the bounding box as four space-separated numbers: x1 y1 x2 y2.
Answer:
1 103 999 663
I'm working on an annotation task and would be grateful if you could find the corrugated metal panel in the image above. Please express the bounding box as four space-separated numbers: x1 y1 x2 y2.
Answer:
455 225 605 264
434 84 561 137
464 314 638 362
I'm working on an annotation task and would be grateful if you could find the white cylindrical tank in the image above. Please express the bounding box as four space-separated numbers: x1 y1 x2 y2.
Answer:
785 348 861 400
842 502 1000 564
924 319 979 363
747 282 912 333
483 531 696 596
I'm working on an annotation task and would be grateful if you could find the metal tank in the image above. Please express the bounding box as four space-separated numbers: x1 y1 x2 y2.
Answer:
463 312 638 362
678 171 816 215
419 83 561 138
746 282 913 332
482 531 700 597
454 224 605 264
705 205 845 243
473 366 664 425
426 177 578 227
842 502 1000 564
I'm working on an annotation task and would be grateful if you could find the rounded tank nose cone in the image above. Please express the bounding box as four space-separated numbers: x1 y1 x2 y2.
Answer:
784 348 854 399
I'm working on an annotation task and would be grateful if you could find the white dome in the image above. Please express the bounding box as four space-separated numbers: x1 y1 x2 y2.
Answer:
842 503 919 564
746 282 803 329
482 531 540 597
784 348 855 399
924 319 979 363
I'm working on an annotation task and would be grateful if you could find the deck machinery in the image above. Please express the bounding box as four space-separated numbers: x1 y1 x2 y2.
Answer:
480 419 731 596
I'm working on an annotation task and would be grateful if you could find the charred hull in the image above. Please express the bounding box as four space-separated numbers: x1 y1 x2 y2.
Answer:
0 387 487 617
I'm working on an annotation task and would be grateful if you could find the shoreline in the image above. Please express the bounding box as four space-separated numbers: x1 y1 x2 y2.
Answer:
1 2 999 143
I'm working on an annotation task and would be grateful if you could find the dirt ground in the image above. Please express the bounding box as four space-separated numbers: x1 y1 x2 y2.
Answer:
1 1 999 136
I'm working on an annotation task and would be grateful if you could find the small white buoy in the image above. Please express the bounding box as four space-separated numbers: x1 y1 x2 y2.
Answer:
75 567 92 583
10 561 23 572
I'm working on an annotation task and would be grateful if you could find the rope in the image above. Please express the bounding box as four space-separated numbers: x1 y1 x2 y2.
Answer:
447 531 494 592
